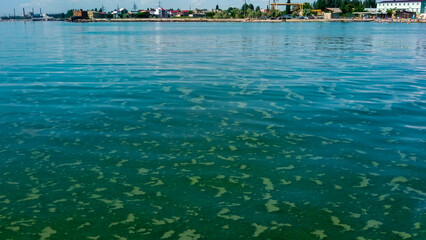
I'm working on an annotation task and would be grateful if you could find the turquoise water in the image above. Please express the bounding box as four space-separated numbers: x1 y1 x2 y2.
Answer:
0 21 425 239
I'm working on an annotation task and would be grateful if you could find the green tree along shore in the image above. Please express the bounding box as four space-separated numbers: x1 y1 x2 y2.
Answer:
208 1 377 19
211 3 294 19
313 0 377 10
313 0 377 16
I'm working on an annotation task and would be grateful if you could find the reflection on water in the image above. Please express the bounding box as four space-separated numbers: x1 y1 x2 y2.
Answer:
0 22 425 239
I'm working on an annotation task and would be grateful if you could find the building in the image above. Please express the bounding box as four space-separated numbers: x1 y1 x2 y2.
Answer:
324 8 342 19
311 9 324 16
181 10 190 17
377 0 426 14
112 8 128 18
88 11 106 19
154 8 168 18
169 10 180 17
73 10 88 19
194 9 207 14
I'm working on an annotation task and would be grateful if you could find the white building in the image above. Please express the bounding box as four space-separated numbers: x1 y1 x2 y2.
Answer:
42 14 53 20
154 8 168 18
377 0 426 14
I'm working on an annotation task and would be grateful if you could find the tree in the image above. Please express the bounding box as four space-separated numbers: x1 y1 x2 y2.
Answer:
313 0 336 10
268 9 283 18
216 5 220 10
304 3 313 9
136 12 149 18
363 0 377 8
255 6 261 12
247 9 256 18
214 10 229 18
256 9 262 18
206 11 215 18
303 9 312 16
340 2 354 15
241 3 248 12
65 9 74 18
228 7 243 18
286 0 291 13
354 4 365 12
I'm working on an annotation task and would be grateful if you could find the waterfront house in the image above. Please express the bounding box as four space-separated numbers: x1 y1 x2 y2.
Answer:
169 10 180 17
377 0 426 15
154 8 168 18
324 8 342 19
167 10 192 17
112 8 128 18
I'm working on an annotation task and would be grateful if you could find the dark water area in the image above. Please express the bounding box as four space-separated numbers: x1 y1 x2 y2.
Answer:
0 21 425 239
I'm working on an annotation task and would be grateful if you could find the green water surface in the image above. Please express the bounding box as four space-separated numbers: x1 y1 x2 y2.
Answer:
0 22 425 239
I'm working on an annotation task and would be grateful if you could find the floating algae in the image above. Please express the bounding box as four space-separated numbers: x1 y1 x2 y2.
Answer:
262 178 274 191
161 230 175 239
252 223 268 237
281 179 292 185
354 176 370 188
363 220 383 230
39 227 56 240
311 230 327 239
217 208 244 221
212 186 227 197
178 229 201 240
18 188 40 202
392 231 412 239
265 199 280 212
188 176 201 185
331 216 352 231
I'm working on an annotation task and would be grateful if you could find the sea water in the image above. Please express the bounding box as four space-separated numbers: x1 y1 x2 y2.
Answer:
0 21 425 239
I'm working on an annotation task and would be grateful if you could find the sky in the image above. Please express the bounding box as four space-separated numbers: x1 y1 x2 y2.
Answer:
1 0 270 16
0 0 310 16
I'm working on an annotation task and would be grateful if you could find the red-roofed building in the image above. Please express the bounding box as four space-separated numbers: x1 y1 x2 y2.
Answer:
169 10 180 17
154 8 168 18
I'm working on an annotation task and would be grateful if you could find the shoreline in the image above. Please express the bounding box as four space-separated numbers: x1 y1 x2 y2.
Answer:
86 18 425 23
2 18 425 23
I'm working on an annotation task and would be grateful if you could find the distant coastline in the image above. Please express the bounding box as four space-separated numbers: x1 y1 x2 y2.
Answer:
1 18 425 23
84 18 426 23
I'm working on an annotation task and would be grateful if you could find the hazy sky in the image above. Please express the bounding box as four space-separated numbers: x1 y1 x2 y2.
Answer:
0 0 296 16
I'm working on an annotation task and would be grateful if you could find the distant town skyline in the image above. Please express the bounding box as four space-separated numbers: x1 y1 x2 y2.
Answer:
1 0 309 16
